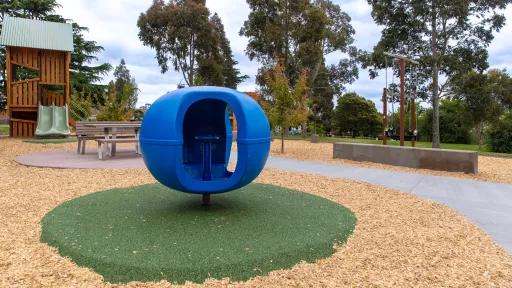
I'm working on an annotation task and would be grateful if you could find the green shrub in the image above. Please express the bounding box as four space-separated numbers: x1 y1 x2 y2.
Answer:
417 99 473 144
487 113 512 153
334 92 382 137
96 81 134 121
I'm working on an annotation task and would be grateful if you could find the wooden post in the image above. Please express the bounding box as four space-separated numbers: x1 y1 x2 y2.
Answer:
6 47 12 137
411 98 416 147
65 51 71 127
65 52 71 104
399 59 406 147
382 88 387 145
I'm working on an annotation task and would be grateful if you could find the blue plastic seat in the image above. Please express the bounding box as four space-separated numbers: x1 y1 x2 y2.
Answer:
140 87 271 194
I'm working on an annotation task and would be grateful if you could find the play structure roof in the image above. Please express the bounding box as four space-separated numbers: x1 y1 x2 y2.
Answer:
0 16 73 52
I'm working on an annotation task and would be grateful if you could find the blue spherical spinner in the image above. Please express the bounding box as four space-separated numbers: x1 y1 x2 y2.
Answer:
140 86 271 194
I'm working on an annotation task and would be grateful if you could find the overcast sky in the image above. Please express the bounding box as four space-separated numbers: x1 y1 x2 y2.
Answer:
56 0 512 109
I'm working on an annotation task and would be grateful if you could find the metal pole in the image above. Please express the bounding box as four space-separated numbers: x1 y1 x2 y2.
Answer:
382 88 387 145
399 59 406 146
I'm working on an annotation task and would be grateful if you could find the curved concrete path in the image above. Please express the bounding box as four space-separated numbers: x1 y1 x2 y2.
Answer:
16 149 512 252
265 156 512 253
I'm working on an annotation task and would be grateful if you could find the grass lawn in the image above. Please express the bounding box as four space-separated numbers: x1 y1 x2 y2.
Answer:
41 183 356 284
282 135 512 158
0 124 8 135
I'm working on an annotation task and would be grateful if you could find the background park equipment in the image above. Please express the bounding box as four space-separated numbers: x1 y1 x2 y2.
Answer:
382 52 419 147
140 87 271 204
0 16 73 138
34 104 71 137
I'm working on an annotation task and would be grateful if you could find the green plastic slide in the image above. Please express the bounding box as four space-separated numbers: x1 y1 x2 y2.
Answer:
35 104 71 137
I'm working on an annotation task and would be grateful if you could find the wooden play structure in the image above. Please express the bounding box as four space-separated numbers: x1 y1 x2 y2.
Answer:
0 16 73 137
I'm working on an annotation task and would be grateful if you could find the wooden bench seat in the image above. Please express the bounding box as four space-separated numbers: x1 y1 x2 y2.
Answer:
96 138 140 160
76 121 139 154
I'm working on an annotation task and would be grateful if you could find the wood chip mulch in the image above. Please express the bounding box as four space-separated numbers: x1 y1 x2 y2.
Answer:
1 138 511 287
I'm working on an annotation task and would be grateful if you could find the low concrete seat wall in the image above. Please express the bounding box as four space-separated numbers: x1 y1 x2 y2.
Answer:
333 143 478 174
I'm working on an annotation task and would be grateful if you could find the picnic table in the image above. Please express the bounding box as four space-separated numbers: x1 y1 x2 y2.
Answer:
84 122 141 159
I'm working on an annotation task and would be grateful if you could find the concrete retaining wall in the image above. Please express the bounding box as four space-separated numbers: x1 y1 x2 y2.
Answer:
333 143 478 174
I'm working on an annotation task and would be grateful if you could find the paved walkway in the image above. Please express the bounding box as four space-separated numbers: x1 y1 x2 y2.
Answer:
16 149 512 252
265 156 512 253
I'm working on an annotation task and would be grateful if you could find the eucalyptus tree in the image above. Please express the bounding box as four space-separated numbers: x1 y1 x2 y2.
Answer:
241 0 358 85
241 0 359 132
452 69 512 147
310 64 334 133
198 13 248 88
138 0 245 88
365 0 511 148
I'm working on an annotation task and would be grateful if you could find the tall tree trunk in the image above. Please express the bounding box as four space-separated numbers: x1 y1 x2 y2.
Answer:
477 121 484 150
431 4 441 148
283 0 289 79
310 57 322 86
189 34 195 86
309 41 326 86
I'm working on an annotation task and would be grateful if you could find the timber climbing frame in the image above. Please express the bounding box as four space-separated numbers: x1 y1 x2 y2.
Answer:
5 46 71 137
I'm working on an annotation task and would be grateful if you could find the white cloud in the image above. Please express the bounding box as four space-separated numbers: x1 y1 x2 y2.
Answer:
56 0 512 108
137 83 177 106
205 0 250 54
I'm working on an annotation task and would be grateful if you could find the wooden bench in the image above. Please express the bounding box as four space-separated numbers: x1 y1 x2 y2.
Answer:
75 121 137 154
96 138 140 160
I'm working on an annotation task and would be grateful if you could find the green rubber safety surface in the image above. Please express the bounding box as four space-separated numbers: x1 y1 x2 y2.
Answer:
24 137 77 144
41 183 356 284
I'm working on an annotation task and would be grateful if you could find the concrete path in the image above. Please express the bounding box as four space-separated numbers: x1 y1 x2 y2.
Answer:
265 156 512 253
16 149 512 252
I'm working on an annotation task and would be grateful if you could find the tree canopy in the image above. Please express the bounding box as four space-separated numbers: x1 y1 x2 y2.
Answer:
114 59 138 109
265 63 308 153
309 64 335 133
67 21 112 104
418 99 474 144
0 0 60 20
241 0 359 126
241 0 357 86
138 0 246 88
97 59 138 121
196 13 248 88
334 92 381 137
364 0 511 148
449 69 512 145
487 112 512 153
